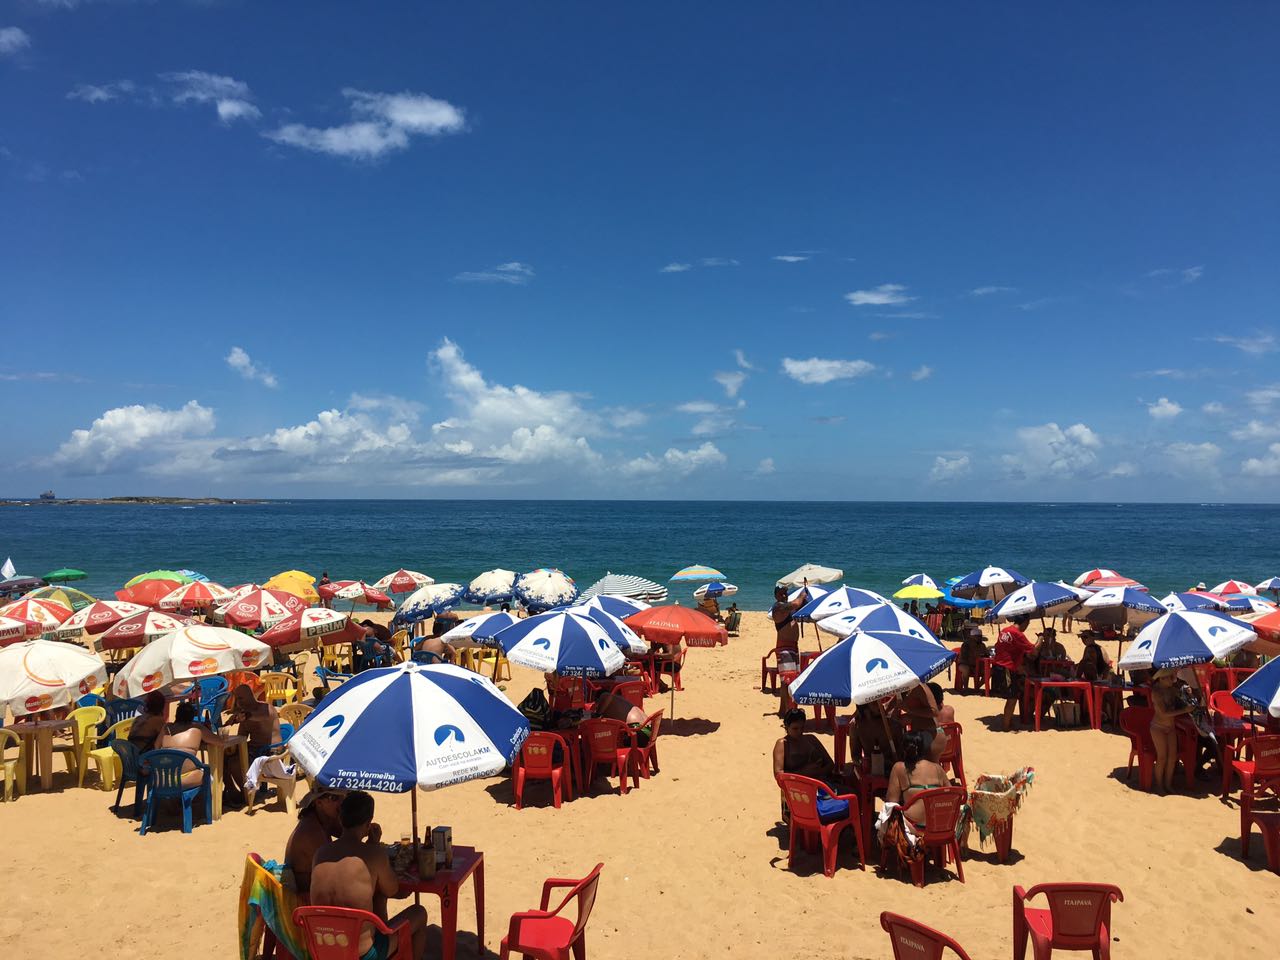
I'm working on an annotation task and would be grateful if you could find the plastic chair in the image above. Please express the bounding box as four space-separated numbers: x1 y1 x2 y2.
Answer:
314 665 353 691
77 693 105 711
197 676 230 701
138 748 212 835
499 862 603 960
51 705 106 787
656 648 685 691
1233 735 1280 857
1213 691 1258 794
513 731 574 809
1242 811 1280 873
937 721 967 791
0 728 26 801
579 718 638 795
631 710 663 779
473 646 512 681
1013 882 1124 960
725 609 741 637
104 697 143 733
261 671 298 707
1119 706 1196 790
88 718 134 790
201 690 231 732
880 911 974 960
294 906 413 960
776 772 865 877
278 703 314 731
110 739 147 817
611 680 647 708
881 786 966 887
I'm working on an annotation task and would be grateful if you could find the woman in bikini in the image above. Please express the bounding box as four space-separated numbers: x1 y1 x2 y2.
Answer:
1150 669 1194 795
885 731 950 826
158 700 231 787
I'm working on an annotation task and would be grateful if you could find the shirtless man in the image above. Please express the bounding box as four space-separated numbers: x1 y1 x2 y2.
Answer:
593 687 653 744
283 788 345 903
225 684 280 802
158 700 229 786
770 585 808 713
310 791 428 960
410 633 455 664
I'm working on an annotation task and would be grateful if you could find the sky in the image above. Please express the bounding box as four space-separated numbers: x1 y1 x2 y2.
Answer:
1 2 1278 501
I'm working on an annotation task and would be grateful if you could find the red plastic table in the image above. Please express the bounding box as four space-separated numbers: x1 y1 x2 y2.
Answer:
979 657 997 696
1028 679 1093 732
1091 684 1149 729
396 845 484 960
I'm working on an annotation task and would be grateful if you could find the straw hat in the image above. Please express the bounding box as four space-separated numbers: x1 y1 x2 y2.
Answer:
298 787 346 813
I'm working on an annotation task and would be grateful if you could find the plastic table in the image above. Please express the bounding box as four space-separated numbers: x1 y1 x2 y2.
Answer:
396 845 484 960
1091 684 1148 729
9 719 73 790
1028 679 1093 732
200 734 249 819
979 657 997 696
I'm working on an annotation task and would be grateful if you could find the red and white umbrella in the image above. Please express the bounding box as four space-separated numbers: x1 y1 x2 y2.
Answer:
0 598 73 633
1072 568 1120 586
0 639 108 717
0 616 42 648
320 580 393 608
55 599 147 640
259 608 363 654
1088 575 1144 590
97 610 193 651
158 580 233 611
214 588 306 630
1211 579 1258 596
372 569 434 594
112 624 271 697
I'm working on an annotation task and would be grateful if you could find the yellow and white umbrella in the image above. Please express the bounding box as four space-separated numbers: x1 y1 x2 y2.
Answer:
112 624 272 697
0 639 107 717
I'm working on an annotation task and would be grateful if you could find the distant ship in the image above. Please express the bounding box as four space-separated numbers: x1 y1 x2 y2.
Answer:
39 490 55 500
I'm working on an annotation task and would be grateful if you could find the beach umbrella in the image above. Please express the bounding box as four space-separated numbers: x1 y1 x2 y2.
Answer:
902 573 939 590
440 612 522 646
693 581 738 599
788 630 956 707
1245 609 1280 657
22 585 96 612
579 573 667 602
494 611 625 678
789 583 830 605
175 569 210 583
125 569 195 588
1118 611 1254 670
1081 586 1166 616
892 584 944 601
157 580 233 612
562 605 648 655
951 566 1030 602
463 569 517 605
776 564 844 588
259 609 363 655
986 582 1081 622
0 639 108 717
1224 595 1279 615
0 558 13 580
97 610 193 651
397 583 465 624
1211 579 1257 596
669 564 724 582
1160 592 1231 613
1072 568 1121 587
1232 658 1280 718
795 587 890 623
1089 575 1145 590
1052 581 1093 601
320 580 393 609
56 599 147 640
0 575 45 597
115 578 181 607
112 624 272 697
216 588 302 630
573 594 652 620
514 569 578 612
224 583 264 603
624 604 725 649
42 568 87 583
816 604 941 644
0 616 42 647
264 570 321 604
1255 576 1280 594
0 597 73 634
373 569 435 594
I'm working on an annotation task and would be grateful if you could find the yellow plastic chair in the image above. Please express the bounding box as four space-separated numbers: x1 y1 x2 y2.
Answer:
87 717 134 792
457 647 480 672
322 644 353 672
0 728 26 801
391 629 409 657
473 647 512 682
52 705 106 787
278 703 313 731
260 672 298 707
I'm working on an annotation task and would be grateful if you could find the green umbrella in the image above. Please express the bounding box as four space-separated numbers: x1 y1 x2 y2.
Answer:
124 569 195 588
43 568 88 583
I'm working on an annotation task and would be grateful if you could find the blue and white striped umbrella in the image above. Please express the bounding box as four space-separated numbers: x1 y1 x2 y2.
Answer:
795 586 889 622
494 611 625 677
561 604 649 655
287 662 529 792
694 581 738 599
986 581 1081 622
1232 658 1280 718
396 583 465 624
950 566 1030 601
1224 595 1279 615
816 603 941 644
1256 577 1280 593
574 594 651 620
789 630 956 706
789 583 830 605
440 611 521 646
1160 592 1229 613
464 569 517 605
1081 586 1166 615
514 569 578 612
1117 610 1256 670
901 573 938 590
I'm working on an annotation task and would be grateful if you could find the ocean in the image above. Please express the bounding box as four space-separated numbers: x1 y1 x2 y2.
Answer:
2 500 1277 610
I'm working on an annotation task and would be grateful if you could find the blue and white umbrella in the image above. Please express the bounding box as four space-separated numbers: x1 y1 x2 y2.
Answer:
494 610 625 677
788 583 830 605
694 581 738 599
795 586 889 622
1160 592 1230 613
816 603 941 645
514 569 578 612
1232 658 1280 718
950 566 1030 601
788 630 956 706
901 573 938 590
986 581 1081 622
396 583 465 624
1117 610 1256 670
561 604 649 655
440 611 521 646
287 661 530 792
573 593 651 620
1256 576 1280 593
1082 586 1166 616
464 569 517 605
1224 595 1279 615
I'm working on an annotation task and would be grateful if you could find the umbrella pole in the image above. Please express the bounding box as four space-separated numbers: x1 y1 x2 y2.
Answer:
878 707 897 762
411 789 422 906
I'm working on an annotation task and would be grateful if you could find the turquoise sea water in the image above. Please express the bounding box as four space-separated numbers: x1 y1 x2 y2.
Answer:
2 500 1278 610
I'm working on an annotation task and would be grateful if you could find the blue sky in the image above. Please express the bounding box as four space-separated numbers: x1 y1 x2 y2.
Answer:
2 2 1278 500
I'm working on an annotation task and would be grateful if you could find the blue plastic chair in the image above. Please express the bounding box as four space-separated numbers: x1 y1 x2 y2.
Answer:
200 691 230 732
265 722 295 754
77 693 105 710
197 676 229 700
137 748 212 836
314 665 353 691
105 697 143 728
110 739 147 818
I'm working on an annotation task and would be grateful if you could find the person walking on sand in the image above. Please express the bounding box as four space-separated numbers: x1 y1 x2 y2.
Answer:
995 614 1035 731
770 584 808 714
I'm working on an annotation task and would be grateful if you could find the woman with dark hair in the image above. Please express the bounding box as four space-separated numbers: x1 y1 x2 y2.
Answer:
772 707 839 783
884 731 950 826
127 691 168 753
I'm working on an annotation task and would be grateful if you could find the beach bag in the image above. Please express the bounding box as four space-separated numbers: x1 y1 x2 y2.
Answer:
878 805 923 869
517 688 551 729
1052 701 1080 726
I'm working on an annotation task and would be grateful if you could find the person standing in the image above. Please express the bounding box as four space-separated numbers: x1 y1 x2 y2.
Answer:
994 614 1035 732
770 584 808 714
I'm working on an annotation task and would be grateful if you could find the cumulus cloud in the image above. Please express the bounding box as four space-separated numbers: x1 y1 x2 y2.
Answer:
454 262 534 285
845 284 912 306
1002 422 1101 480
50 401 216 474
1247 385 1280 409
659 263 691 273
163 70 259 123
1242 443 1280 477
910 365 933 382
1202 401 1226 415
1147 397 1183 419
1230 420 1280 442
0 27 32 56
622 442 726 477
781 357 875 385
225 346 278 388
266 88 465 160
755 457 776 475
929 454 970 482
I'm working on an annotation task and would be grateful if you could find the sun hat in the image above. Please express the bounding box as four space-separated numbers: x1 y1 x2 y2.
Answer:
298 787 346 812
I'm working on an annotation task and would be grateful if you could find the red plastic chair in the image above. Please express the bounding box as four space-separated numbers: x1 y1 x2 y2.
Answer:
293 906 413 960
1013 882 1124 960
655 648 685 691
761 649 779 694
775 772 865 877
1118 706 1196 790
880 911 973 960
937 722 967 792
1212 690 1257 794
499 862 603 960
610 680 647 709
880 786 966 887
1233 735 1280 855
630 710 663 779
579 718 638 795
1242 811 1280 873
514 731 574 810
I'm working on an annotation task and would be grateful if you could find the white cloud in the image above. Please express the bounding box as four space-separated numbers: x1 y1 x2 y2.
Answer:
969 285 1015 296
714 370 746 399
1108 462 1138 479
622 442 725 477
868 331 892 341
1214 332 1276 356
1230 419 1280 442
733 349 755 371
772 255 809 263
1202 401 1226 415
216 99 261 122
700 257 739 267
454 262 534 285
659 263 691 273
0 27 32 56
1146 265 1204 285
755 457 776 475
1165 441 1221 477
67 80 136 103
929 454 970 482
1242 443 1280 478
266 88 465 160
50 401 216 474
225 346 278 388
348 392 422 422
1147 397 1183 419
1017 298 1054 311
781 357 875 385
1247 385 1280 409
910 365 933 382
676 401 718 415
1002 422 1101 480
162 70 259 124
845 284 912 306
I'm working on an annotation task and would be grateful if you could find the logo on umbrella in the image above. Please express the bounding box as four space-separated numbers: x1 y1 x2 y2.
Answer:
141 671 164 693
434 724 465 746
323 714 345 737
532 638 552 649
1136 639 1152 650
866 657 889 673
187 657 219 676
596 639 609 651
24 694 52 712
1207 625 1227 636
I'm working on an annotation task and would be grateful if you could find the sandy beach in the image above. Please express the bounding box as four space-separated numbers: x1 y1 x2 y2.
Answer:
1 611 1277 959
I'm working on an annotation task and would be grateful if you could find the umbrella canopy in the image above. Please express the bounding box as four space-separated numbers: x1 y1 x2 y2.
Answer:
571 594 652 621
373 569 435 594
1232 657 1280 718
1118 611 1255 670
320 580 393 608
776 564 844 588
98 610 192 651
514 569 578 612
125 569 195 587
0 616 42 647
175 569 210 582
562 605 648 655
158 580 233 612
1089 575 1144 589
1244 609 1280 656
464 569 518 605
816 604 940 644
693 581 738 599
42 568 87 583
901 573 938 590
788 630 955 706
892 584 944 600
115 578 181 607
1073 568 1120 586
1082 586 1166 615
22 585 96 611
795 587 890 623
579 573 667 602
56 599 147 639
789 583 830 605
0 639 108 717
1256 577 1280 593
1160 592 1231 613
112 624 272 697
495 611 625 677
987 582 1081 622
669 564 724 582
259 609 362 654
624 604 725 649
951 566 1030 602
216 588 304 630
264 571 321 604
288 662 529 792
0 597 73 632
1211 579 1257 596
397 583 465 624
0 576 46 596
440 612 522 646
1051 581 1093 601
1225 596 1279 615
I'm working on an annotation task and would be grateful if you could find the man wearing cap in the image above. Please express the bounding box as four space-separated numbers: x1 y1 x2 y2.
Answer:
283 788 346 902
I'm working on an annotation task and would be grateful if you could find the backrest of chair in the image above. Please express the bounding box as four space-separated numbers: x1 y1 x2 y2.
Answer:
613 681 646 708
111 739 141 779
198 676 229 700
277 722 295 745
77 693 105 710
580 719 627 760
645 710 663 743
918 787 966 842
1038 658 1075 678
140 748 200 797
1252 735 1280 778
391 629 409 651
1209 690 1244 720
294 905 390 960
279 703 313 729
775 772 824 830
107 697 142 726
1192 664 1216 695
0 728 21 762
205 690 230 724
69 706 107 743
1025 883 1122 947
1119 706 1154 748
550 862 604 942
880 911 970 960
938 721 963 762
102 718 134 744
520 731 566 773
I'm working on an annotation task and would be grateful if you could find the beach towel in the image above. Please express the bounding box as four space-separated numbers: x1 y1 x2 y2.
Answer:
875 802 922 866
245 754 296 794
238 854 306 960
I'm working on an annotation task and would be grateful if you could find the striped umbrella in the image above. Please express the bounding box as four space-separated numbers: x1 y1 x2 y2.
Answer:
112 624 272 697
693 581 738 599
789 630 955 706
0 639 108 717
1233 657 1280 717
1255 576 1280 593
669 564 724 582
1211 579 1258 596
157 580 233 612
465 569 518 605
0 616 42 647
816 603 941 645
563 604 649 655
579 574 667 602
397 583 465 624
215 589 302 630
950 566 1030 602
1160 592 1231 613
901 573 939 590
320 580 393 608
790 583 830 605
1089 575 1144 589
1082 586 1166 614
795 587 890 623
1073 568 1120 586
440 612 521 646
0 598 73 633
98 610 193 651
21 586 96 612
373 569 435 594
56 600 147 640
514 569 578 612
259 609 362 654
573 594 652 620
986 582 1081 622
1118 611 1255 670
495 611 625 677
1225 596 1279 615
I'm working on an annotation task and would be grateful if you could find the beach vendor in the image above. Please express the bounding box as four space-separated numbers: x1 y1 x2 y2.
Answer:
995 614 1035 731
770 584 808 713
283 788 346 903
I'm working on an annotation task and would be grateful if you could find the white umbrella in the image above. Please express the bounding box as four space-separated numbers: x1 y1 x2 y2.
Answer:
777 564 844 588
372 569 435 594
465 569 518 604
112 624 271 697
514 569 578 612
398 583 465 623
0 639 108 717
901 573 938 590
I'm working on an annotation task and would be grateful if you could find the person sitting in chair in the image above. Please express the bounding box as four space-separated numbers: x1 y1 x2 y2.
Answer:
884 731 951 827
284 788 346 903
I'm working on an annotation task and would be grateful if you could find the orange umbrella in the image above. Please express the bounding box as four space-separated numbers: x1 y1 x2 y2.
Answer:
1247 610 1280 657
115 579 181 607
624 604 726 648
